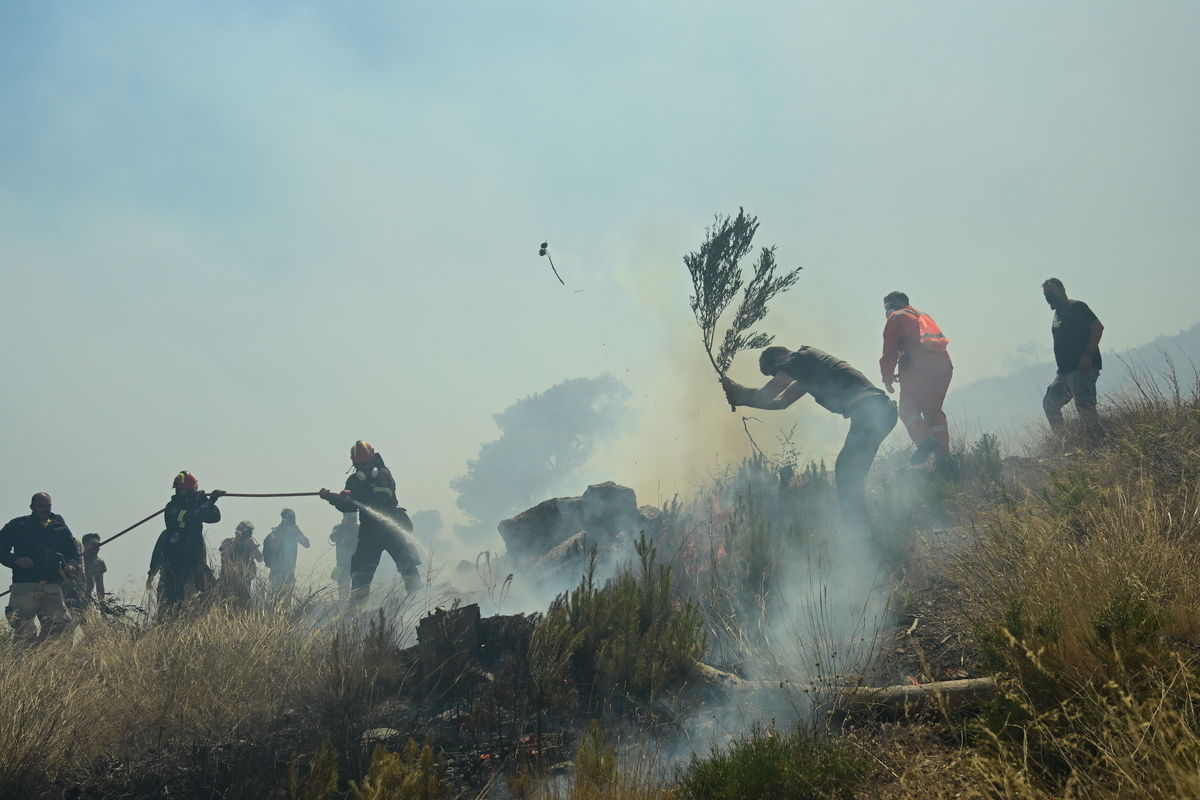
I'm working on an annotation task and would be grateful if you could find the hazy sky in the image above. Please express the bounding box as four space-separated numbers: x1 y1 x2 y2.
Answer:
3 2 1199 593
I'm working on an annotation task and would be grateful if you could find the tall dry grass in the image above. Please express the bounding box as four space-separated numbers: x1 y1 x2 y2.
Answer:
935 369 1200 797
0 593 419 799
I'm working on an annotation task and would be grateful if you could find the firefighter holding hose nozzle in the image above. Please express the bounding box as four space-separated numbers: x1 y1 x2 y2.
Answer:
319 440 421 602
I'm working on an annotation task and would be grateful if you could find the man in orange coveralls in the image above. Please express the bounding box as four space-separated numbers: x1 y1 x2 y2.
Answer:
880 291 953 465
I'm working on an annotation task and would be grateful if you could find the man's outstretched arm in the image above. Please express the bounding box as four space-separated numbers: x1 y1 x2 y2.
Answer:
722 372 807 410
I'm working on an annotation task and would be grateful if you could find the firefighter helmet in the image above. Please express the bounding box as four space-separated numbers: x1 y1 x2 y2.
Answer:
173 471 199 492
351 440 375 465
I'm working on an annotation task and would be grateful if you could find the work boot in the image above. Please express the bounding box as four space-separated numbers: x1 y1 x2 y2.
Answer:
910 437 939 465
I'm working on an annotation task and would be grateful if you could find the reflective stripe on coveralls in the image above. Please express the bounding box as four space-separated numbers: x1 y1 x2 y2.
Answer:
890 308 949 351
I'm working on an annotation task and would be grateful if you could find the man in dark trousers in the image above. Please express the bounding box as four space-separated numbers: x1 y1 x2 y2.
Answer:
148 471 225 615
1042 278 1104 435
320 440 420 602
721 346 898 526
0 492 81 644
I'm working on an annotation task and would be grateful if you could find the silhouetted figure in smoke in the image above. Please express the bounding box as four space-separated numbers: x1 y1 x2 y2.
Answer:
219 520 262 604
81 532 108 604
320 441 420 602
263 508 310 593
0 492 80 645
61 535 88 613
328 512 359 601
880 291 953 465
1042 278 1104 437
722 346 898 527
148 471 224 616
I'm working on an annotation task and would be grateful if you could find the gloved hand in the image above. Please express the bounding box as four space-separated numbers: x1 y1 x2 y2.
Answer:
208 489 226 501
319 488 331 500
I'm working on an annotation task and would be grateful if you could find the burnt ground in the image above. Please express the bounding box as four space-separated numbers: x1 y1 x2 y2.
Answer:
876 573 982 687
844 523 992 799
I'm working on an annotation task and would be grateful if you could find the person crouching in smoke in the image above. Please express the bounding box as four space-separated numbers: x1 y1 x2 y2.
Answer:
319 441 420 602
328 512 359 601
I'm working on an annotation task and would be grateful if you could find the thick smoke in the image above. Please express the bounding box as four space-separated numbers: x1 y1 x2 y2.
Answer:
451 375 631 547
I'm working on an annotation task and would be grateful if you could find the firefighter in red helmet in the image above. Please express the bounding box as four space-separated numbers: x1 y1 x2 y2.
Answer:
880 292 953 465
320 441 421 602
147 471 225 615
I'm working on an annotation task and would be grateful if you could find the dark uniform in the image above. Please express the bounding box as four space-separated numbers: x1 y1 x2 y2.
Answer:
149 492 221 610
0 512 80 642
328 457 420 599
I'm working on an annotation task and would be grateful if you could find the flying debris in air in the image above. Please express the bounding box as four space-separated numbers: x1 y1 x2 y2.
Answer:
538 241 565 286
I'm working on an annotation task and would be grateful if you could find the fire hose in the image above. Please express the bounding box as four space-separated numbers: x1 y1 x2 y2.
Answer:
0 491 324 600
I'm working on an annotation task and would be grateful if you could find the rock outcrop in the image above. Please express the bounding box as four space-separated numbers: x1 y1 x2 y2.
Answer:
497 481 660 562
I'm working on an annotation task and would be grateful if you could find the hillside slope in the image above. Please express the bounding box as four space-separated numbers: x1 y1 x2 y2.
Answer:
945 321 1200 440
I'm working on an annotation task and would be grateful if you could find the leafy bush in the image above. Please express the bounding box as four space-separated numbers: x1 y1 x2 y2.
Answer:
676 722 870 800
537 533 706 708
350 740 447 800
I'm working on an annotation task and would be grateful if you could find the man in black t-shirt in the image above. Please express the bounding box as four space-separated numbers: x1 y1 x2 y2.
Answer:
722 346 898 526
1042 278 1104 434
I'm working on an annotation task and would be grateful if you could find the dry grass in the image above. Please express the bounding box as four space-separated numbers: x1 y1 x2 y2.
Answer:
925 369 1200 798
0 593 419 798
7 371 1200 799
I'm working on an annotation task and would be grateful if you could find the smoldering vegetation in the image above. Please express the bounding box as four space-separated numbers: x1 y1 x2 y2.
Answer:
5 367 1200 799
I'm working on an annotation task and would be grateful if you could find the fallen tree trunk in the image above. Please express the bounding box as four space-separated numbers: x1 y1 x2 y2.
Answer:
837 677 999 716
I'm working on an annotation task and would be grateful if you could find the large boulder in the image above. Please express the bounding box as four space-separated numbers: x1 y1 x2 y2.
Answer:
498 481 659 561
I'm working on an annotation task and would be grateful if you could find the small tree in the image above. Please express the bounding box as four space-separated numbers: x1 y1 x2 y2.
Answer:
684 208 803 380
